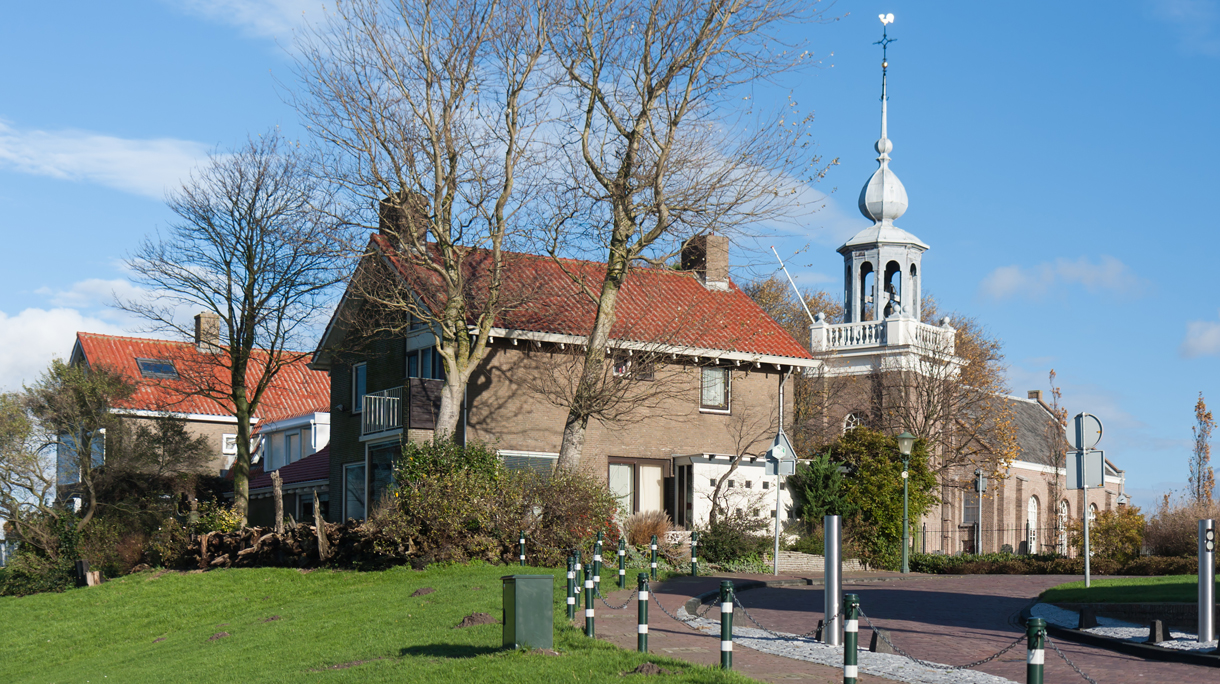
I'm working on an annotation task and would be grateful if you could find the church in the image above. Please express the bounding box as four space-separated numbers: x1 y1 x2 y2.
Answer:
804 32 1128 556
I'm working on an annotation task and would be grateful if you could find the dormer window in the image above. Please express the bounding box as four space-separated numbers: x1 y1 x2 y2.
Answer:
136 358 178 379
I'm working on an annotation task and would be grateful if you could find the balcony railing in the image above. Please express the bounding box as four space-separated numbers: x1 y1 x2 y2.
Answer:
362 387 402 437
812 317 956 355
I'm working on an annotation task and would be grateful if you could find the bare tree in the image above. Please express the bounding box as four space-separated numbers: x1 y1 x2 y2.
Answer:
121 132 347 526
293 0 554 435
703 401 777 525
1191 392 1216 504
868 298 1018 481
547 0 830 468
742 275 857 450
1041 369 1070 553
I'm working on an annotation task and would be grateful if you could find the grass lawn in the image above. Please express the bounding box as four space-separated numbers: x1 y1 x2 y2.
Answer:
1041 575 1213 604
0 563 752 683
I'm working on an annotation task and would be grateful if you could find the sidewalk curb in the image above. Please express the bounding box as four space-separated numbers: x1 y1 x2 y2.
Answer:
1020 604 1220 668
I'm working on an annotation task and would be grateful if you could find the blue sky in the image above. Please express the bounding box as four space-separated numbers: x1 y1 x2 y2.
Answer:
1 1 1217 510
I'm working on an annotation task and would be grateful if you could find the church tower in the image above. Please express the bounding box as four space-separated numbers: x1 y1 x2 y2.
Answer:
810 15 955 373
838 20 927 324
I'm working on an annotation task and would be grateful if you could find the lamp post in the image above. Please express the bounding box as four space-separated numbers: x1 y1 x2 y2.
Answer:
896 431 916 574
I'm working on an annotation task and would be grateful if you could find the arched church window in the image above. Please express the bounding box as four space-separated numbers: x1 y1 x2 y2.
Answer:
1026 496 1039 553
843 412 866 433
1057 500 1070 556
883 261 902 318
1088 503 1097 523
859 262 875 321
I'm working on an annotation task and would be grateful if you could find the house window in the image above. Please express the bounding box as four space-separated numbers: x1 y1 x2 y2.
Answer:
136 358 178 379
1027 496 1039 552
1058 501 1070 555
745 481 753 489
700 367 730 412
609 463 634 514
406 347 445 380
367 443 397 514
286 432 301 467
344 463 366 520
613 355 655 380
763 481 770 490
222 434 238 455
352 363 367 413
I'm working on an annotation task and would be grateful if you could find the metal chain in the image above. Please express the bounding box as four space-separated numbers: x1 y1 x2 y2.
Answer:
732 594 822 640
593 585 638 610
858 608 1026 671
649 591 719 633
1046 636 1099 684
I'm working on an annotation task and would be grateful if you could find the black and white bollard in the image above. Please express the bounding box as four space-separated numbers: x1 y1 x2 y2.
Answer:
584 565 595 638
843 593 859 684
618 537 627 588
637 573 649 652
566 556 576 621
719 580 733 669
650 534 658 580
691 531 699 577
1026 617 1045 684
1199 519 1215 643
519 530 526 567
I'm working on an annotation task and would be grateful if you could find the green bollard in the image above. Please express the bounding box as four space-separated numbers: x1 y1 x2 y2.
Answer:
691 531 699 577
573 549 583 598
719 580 733 669
618 538 627 588
594 534 603 591
584 565 595 638
843 593 860 684
637 573 649 652
519 531 526 566
1026 618 1045 684
650 534 658 580
566 556 576 622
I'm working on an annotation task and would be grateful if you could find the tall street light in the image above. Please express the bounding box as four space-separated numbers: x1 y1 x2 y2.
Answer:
896 431 916 574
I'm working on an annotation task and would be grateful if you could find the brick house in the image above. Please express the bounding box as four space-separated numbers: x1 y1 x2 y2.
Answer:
310 233 818 526
65 321 330 485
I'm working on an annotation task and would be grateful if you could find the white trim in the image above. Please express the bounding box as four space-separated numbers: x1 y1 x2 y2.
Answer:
479 326 818 368
258 412 329 433
1009 459 1126 485
360 428 403 443
111 408 255 424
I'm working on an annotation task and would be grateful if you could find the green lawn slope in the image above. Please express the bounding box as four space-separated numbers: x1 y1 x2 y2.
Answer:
0 564 749 683
1041 575 1213 604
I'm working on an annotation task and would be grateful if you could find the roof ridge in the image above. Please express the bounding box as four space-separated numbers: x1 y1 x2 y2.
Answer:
78 331 314 356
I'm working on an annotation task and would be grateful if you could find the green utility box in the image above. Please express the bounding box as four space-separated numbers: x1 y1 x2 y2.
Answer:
501 574 554 650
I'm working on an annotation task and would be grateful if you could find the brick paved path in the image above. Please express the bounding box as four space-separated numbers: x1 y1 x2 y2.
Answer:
591 573 1220 683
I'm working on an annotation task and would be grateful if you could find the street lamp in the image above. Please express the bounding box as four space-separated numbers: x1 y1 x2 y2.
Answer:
896 431 916 574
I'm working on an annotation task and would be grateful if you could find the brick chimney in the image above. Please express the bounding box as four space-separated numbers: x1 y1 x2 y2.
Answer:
378 193 429 250
1027 390 1043 402
194 312 220 353
681 234 729 291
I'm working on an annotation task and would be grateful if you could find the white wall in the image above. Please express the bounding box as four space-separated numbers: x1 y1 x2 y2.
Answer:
685 455 796 528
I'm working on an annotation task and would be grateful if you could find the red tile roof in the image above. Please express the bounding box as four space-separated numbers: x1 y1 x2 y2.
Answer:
372 235 813 361
248 445 331 491
74 332 330 422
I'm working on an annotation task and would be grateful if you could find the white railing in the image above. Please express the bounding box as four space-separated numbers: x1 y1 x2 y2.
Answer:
826 321 886 348
362 387 402 436
914 322 954 351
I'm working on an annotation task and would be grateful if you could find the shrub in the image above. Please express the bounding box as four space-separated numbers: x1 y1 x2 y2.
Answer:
623 510 672 547
697 512 769 564
195 500 243 534
0 514 79 597
144 518 193 568
1145 495 1220 556
370 438 620 567
791 532 825 556
1068 505 1145 562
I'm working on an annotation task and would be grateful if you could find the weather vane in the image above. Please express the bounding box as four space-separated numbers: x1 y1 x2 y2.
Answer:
874 13 895 100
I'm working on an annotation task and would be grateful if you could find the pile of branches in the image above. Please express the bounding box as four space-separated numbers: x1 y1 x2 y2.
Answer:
162 522 408 571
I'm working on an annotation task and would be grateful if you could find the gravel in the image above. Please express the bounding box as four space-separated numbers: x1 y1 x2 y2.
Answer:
1030 602 1219 652
676 605 1019 684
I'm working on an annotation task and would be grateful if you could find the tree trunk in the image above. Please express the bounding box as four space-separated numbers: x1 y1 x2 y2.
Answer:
433 374 466 439
313 490 330 560
271 471 284 536
556 271 625 469
232 384 252 526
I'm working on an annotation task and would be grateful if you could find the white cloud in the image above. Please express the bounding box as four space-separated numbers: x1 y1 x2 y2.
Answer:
1154 0 1220 57
173 0 326 42
979 255 1146 300
1181 314 1220 357
0 308 127 392
0 121 209 199
35 278 148 310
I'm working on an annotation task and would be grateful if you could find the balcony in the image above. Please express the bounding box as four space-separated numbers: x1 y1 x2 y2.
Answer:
811 316 955 355
361 379 445 438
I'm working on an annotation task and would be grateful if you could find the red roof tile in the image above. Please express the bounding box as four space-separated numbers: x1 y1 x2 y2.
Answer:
248 445 331 491
372 235 813 361
75 332 330 422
